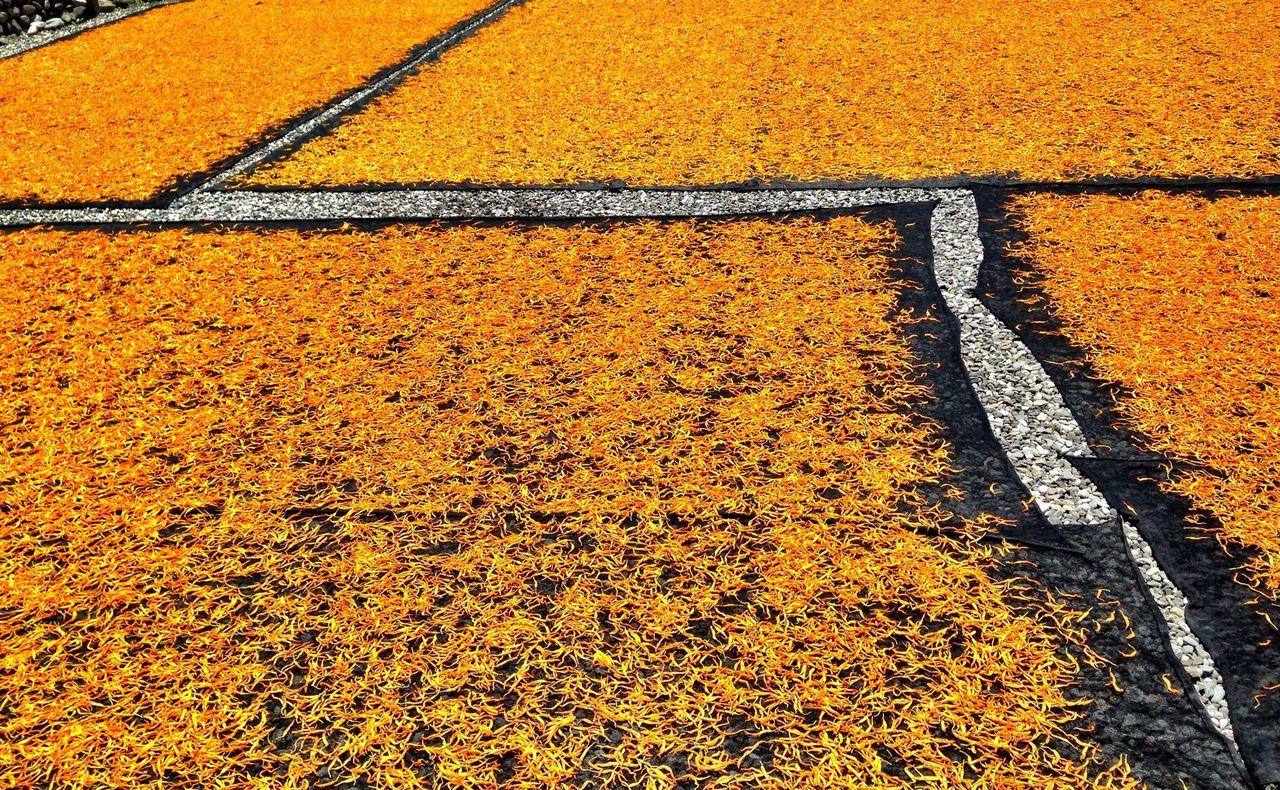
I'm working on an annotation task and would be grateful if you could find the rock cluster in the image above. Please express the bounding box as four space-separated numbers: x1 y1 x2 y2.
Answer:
0 0 137 39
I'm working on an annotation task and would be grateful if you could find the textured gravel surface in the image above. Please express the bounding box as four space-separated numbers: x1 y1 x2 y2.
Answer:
1122 515 1238 741
0 183 1238 752
930 193 1113 525
0 186 940 224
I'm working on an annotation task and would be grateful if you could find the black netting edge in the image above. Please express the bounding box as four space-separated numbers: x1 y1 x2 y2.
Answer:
973 187 1279 787
1071 457 1280 788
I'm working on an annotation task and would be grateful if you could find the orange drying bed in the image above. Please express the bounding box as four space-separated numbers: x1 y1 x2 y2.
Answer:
0 0 492 205
241 0 1280 189
0 217 1138 786
1009 192 1280 601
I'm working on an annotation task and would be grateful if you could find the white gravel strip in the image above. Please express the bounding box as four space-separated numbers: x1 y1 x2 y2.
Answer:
0 184 1238 748
927 191 1237 750
929 192 1113 525
0 0 180 59
0 186 941 224
1122 515 1238 741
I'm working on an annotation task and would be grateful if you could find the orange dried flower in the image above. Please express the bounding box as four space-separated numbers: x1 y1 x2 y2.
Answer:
1011 192 1280 601
0 218 1136 786
0 0 492 204
243 0 1280 188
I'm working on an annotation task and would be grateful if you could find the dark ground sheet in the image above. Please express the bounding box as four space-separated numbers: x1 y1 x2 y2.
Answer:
972 188 1278 787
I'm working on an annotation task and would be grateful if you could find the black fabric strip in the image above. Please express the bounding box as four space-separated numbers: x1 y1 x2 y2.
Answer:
873 203 1072 550
1070 456 1280 787
971 193 1156 460
972 187 1278 787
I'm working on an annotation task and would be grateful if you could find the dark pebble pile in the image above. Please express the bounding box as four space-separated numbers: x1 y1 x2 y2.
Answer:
0 0 142 40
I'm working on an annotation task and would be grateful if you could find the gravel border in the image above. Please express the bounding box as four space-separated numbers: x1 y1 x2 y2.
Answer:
1121 514 1238 741
0 186 937 224
930 192 1113 525
0 0 178 59
0 183 1239 753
